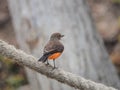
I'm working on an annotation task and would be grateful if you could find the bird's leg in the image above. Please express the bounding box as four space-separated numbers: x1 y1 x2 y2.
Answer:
53 59 57 69
46 59 49 65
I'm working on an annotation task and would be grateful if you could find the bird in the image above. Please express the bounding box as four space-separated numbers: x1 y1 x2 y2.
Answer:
38 32 64 68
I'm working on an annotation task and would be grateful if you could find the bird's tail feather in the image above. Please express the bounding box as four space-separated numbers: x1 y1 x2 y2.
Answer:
38 54 48 62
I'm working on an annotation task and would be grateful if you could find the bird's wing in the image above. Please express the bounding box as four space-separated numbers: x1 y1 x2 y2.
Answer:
43 41 64 56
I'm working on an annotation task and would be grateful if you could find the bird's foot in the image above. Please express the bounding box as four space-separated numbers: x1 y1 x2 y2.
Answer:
46 62 50 65
52 66 58 70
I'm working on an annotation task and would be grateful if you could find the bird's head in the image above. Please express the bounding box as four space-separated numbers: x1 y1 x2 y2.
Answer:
50 32 64 40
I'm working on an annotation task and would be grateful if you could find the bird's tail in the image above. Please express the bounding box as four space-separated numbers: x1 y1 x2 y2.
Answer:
38 54 48 62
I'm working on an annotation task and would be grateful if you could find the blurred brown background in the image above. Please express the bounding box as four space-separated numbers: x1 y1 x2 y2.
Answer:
0 0 120 90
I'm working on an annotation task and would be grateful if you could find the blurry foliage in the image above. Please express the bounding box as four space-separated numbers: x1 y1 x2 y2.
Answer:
6 75 26 88
118 17 120 27
0 55 28 90
112 0 120 4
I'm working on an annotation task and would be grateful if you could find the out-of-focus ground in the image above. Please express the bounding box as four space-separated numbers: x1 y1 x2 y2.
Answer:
88 0 120 74
0 1 28 90
0 0 17 46
0 0 120 90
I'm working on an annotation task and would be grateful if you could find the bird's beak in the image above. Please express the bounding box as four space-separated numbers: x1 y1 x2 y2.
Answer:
61 35 64 37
